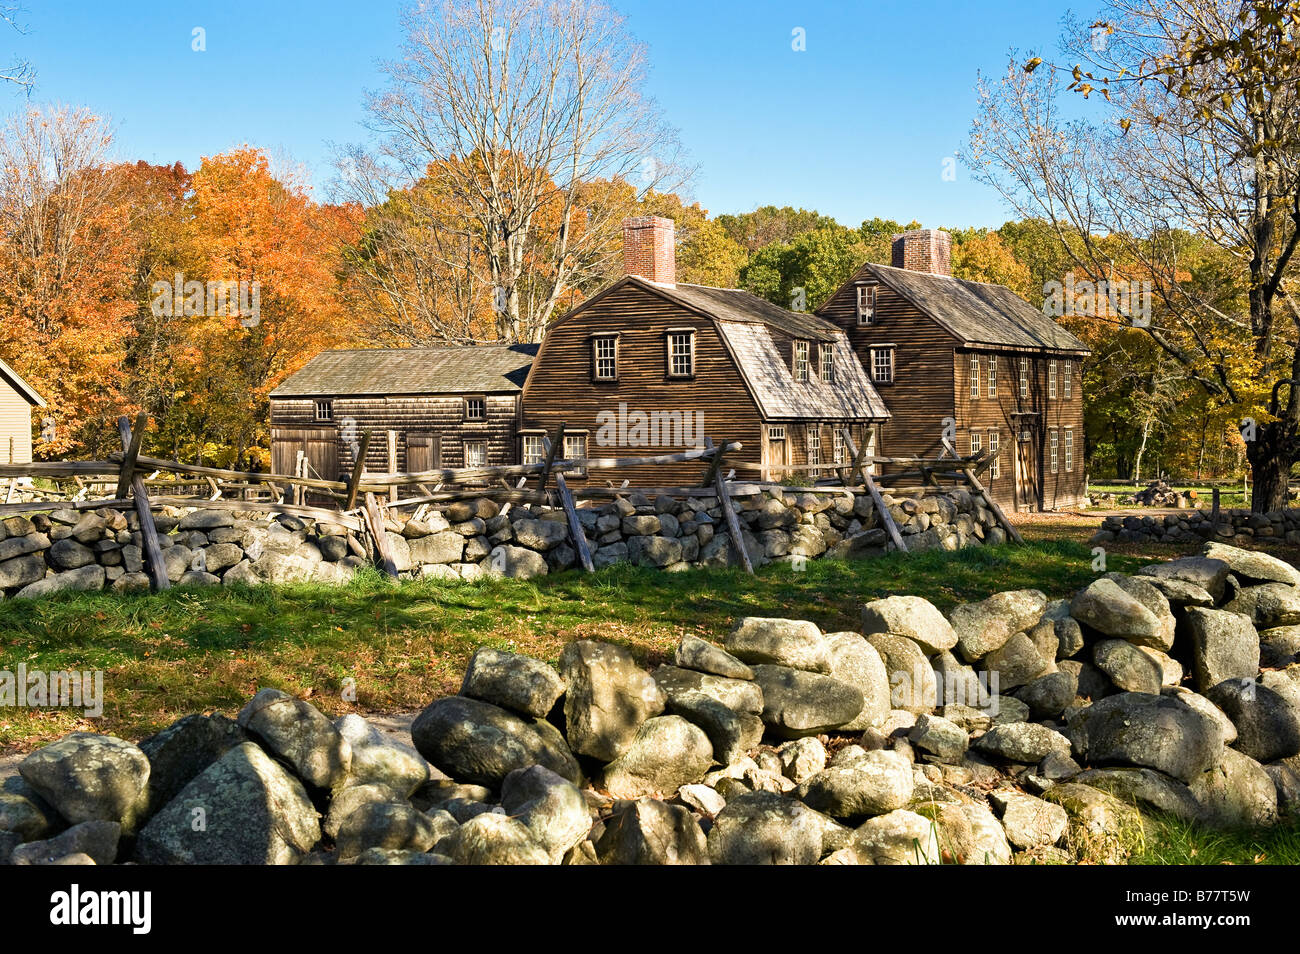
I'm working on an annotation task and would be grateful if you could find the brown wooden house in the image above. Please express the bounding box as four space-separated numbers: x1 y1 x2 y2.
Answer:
0 357 46 466
520 216 890 486
269 344 538 482
816 229 1090 511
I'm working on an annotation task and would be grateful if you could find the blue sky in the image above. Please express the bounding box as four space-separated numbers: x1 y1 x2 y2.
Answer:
10 0 1082 228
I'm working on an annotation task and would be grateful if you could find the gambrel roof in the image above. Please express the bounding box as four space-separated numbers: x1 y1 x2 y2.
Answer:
270 344 539 398
823 262 1091 355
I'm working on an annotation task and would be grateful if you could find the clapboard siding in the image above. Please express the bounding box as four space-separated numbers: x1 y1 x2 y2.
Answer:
522 283 765 486
818 268 957 463
270 393 521 480
0 384 34 464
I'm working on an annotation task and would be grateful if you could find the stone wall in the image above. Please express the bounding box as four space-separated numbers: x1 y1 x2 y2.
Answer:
1093 507 1300 547
0 486 1003 600
5 542 1297 866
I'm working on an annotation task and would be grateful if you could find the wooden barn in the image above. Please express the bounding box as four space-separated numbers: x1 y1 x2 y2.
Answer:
521 216 891 486
0 358 46 465
817 228 1090 511
268 344 538 483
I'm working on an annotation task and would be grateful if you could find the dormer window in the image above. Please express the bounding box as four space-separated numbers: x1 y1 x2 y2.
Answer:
794 340 810 382
856 285 876 325
820 342 836 383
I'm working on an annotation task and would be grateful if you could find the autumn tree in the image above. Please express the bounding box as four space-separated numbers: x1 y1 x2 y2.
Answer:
969 0 1300 509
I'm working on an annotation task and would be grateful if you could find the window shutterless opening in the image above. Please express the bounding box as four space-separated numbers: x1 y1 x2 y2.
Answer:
314 399 333 422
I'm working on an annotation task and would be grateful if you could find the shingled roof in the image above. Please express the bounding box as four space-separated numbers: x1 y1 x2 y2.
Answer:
270 343 539 398
836 263 1090 354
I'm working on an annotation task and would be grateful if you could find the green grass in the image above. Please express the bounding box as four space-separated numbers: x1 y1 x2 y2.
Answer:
1132 815 1300 865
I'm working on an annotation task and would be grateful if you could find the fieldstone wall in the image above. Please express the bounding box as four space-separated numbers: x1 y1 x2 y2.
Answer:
0 486 1003 600
4 542 1296 866
1093 507 1300 547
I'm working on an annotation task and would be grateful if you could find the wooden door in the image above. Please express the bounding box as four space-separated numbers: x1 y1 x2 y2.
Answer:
1015 425 1039 512
406 433 440 474
271 427 338 481
766 426 788 481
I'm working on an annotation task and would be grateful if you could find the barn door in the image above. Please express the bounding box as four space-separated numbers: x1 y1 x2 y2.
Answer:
766 425 788 481
406 433 440 474
1015 425 1039 512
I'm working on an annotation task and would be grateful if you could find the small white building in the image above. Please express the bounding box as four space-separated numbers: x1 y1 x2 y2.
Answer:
0 358 46 464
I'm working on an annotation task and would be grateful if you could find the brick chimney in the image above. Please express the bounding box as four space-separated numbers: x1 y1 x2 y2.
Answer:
891 228 952 277
622 216 676 286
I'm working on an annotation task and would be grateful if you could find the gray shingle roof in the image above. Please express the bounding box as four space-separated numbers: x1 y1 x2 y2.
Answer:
270 344 539 398
667 283 839 342
855 264 1090 353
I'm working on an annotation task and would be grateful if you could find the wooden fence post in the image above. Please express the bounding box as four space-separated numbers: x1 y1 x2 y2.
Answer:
841 429 907 553
117 415 170 591
538 421 566 495
543 436 595 573
713 466 755 575
344 430 373 510
364 492 399 578
387 430 399 504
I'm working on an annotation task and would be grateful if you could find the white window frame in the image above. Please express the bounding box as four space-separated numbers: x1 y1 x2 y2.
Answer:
832 428 845 465
794 340 810 382
1063 359 1072 399
464 396 486 422
314 399 333 422
592 335 618 381
970 430 982 457
768 425 786 441
1065 428 1074 472
806 425 821 475
870 346 894 384
1048 360 1058 400
1019 357 1030 399
666 330 695 378
988 429 1000 479
563 432 588 477
856 285 875 325
969 353 980 399
464 439 488 468
1049 429 1059 474
521 434 545 466
987 355 998 398
820 342 835 383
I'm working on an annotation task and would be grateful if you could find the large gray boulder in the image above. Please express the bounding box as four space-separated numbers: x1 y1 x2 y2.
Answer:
851 809 941 865
1188 747 1278 828
1066 691 1227 783
237 688 351 790
1069 578 1164 647
134 742 320 864
137 713 248 816
20 733 150 831
482 545 547 579
1092 639 1163 694
334 714 429 796
501 765 591 863
1183 607 1261 692
651 665 763 714
825 632 890 730
461 647 566 718
991 791 1067 849
1204 541 1300 587
561 640 666 761
867 633 937 714
1205 678 1300 763
1074 767 1205 823
664 690 763 765
750 664 865 737
707 791 829 865
725 617 832 673
410 695 580 788
10 820 121 866
334 801 441 860
973 722 1072 764
1223 583 1300 629
950 589 1047 662
602 716 714 798
438 812 551 865
1139 555 1231 602
16 564 106 598
860 596 957 655
794 750 913 819
596 797 708 865
674 635 753 680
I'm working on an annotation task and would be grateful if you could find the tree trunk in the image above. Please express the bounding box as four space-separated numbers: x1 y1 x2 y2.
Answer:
1247 428 1292 512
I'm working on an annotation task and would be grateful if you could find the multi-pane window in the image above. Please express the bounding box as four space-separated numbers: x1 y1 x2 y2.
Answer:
667 332 694 377
464 396 486 422
1049 429 1059 474
768 425 786 441
820 342 835 383
1063 360 1072 399
987 355 998 398
807 425 821 474
564 433 588 477
970 431 982 457
871 347 894 384
522 434 545 466
988 429 1000 479
969 353 980 399
464 440 487 468
593 335 618 380
794 340 810 382
314 399 333 422
1019 357 1030 399
832 428 845 465
1065 428 1074 472
856 285 875 325
1048 360 1058 399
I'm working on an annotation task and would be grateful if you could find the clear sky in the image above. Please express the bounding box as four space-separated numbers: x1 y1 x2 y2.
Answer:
8 0 1081 229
